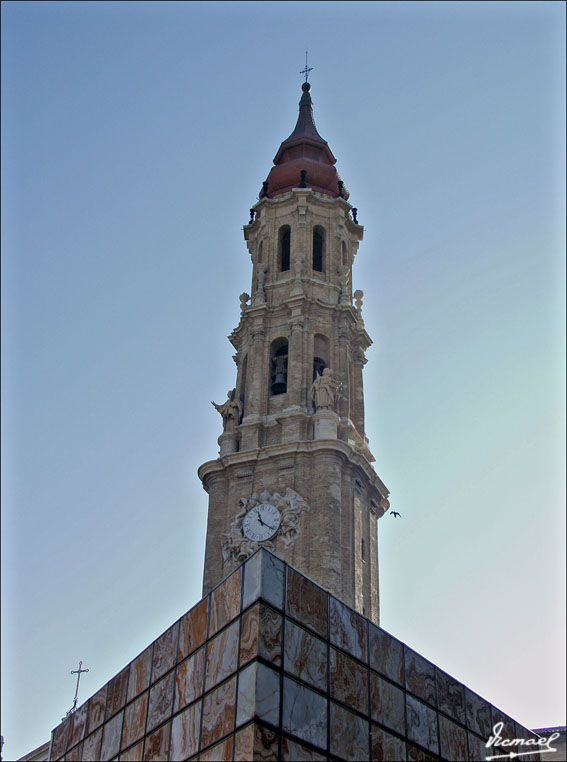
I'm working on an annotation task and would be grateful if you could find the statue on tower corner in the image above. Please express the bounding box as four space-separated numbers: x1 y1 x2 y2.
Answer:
311 368 341 411
212 389 242 432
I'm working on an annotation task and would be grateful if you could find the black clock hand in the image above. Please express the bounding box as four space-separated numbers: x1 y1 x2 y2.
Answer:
256 512 277 532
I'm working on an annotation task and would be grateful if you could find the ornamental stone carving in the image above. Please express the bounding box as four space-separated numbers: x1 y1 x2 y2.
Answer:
311 368 342 411
239 292 250 312
221 488 309 564
354 289 363 314
253 267 267 305
338 265 350 305
289 317 305 334
212 389 242 432
290 253 305 296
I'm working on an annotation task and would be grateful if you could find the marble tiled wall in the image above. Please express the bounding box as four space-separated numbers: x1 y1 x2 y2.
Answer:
49 549 541 761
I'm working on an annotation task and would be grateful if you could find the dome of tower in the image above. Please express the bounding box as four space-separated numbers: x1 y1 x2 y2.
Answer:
260 82 350 200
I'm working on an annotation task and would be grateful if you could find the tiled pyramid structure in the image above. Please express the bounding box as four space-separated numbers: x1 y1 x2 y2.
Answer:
48 549 541 761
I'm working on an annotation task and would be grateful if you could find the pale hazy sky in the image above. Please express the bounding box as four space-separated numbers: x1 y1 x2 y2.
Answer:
1 1 565 758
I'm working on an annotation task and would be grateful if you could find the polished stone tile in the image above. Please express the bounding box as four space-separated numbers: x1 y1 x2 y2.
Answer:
490 707 517 742
68 701 88 748
65 740 82 761
439 714 468 760
329 597 367 662
178 597 208 662
280 736 327 761
250 725 279 762
151 622 179 683
405 648 436 706
86 685 107 735
127 646 153 702
370 671 405 733
147 671 174 732
99 710 123 761
436 668 465 725
106 666 129 719
170 700 201 760
284 619 327 692
205 619 239 691
368 625 404 685
119 740 144 761
175 645 206 712
142 721 170 761
330 647 368 715
286 568 328 638
240 602 282 667
234 723 255 762
50 717 70 760
81 727 103 762
209 567 242 637
467 731 489 761
330 701 370 761
407 743 440 761
464 688 492 738
200 735 234 761
406 695 439 755
371 724 407 761
282 676 327 750
243 549 285 611
233 723 279 761
511 728 546 762
236 661 280 727
240 604 259 667
487 711 538 759
200 675 237 749
121 691 148 749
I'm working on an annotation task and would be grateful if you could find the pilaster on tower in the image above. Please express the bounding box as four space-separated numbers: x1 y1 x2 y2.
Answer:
199 82 389 624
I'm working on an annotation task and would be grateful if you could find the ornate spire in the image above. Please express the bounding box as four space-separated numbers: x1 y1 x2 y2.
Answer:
261 83 349 200
273 82 335 165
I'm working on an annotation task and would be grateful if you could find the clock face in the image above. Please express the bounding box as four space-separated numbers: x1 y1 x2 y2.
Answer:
242 502 281 542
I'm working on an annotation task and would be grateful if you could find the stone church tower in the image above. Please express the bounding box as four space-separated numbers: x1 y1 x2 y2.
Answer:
40 79 540 762
199 81 389 624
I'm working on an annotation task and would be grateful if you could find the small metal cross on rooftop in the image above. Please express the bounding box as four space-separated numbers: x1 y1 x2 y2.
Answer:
300 50 313 83
63 660 89 719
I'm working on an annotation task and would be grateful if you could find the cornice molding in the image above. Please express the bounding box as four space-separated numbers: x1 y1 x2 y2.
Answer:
198 438 389 511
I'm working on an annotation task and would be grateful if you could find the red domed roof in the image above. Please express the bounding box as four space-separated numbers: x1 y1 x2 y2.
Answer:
260 83 349 200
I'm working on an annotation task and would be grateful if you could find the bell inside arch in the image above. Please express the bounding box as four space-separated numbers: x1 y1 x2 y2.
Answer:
270 344 288 395
272 371 287 394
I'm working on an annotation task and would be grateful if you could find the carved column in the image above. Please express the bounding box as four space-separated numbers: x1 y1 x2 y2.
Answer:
288 317 304 407
352 348 367 436
233 352 242 397
244 327 265 419
240 328 264 452
368 503 379 624
338 330 351 420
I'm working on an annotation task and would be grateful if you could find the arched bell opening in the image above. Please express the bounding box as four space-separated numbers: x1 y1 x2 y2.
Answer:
239 354 248 417
313 357 327 381
279 226 291 272
313 334 330 382
313 226 325 272
270 338 288 395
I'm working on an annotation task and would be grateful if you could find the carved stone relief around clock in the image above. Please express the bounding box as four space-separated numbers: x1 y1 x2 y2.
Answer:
221 488 309 564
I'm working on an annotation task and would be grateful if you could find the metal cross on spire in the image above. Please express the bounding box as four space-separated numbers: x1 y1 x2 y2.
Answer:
300 50 313 83
62 660 89 719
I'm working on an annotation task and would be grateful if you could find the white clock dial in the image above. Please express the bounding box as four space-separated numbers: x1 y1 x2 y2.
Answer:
242 502 281 542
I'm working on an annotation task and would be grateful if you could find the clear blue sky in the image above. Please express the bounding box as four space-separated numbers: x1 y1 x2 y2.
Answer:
1 1 565 757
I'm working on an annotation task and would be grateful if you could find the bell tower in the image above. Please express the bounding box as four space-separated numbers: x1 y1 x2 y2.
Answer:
198 81 389 624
